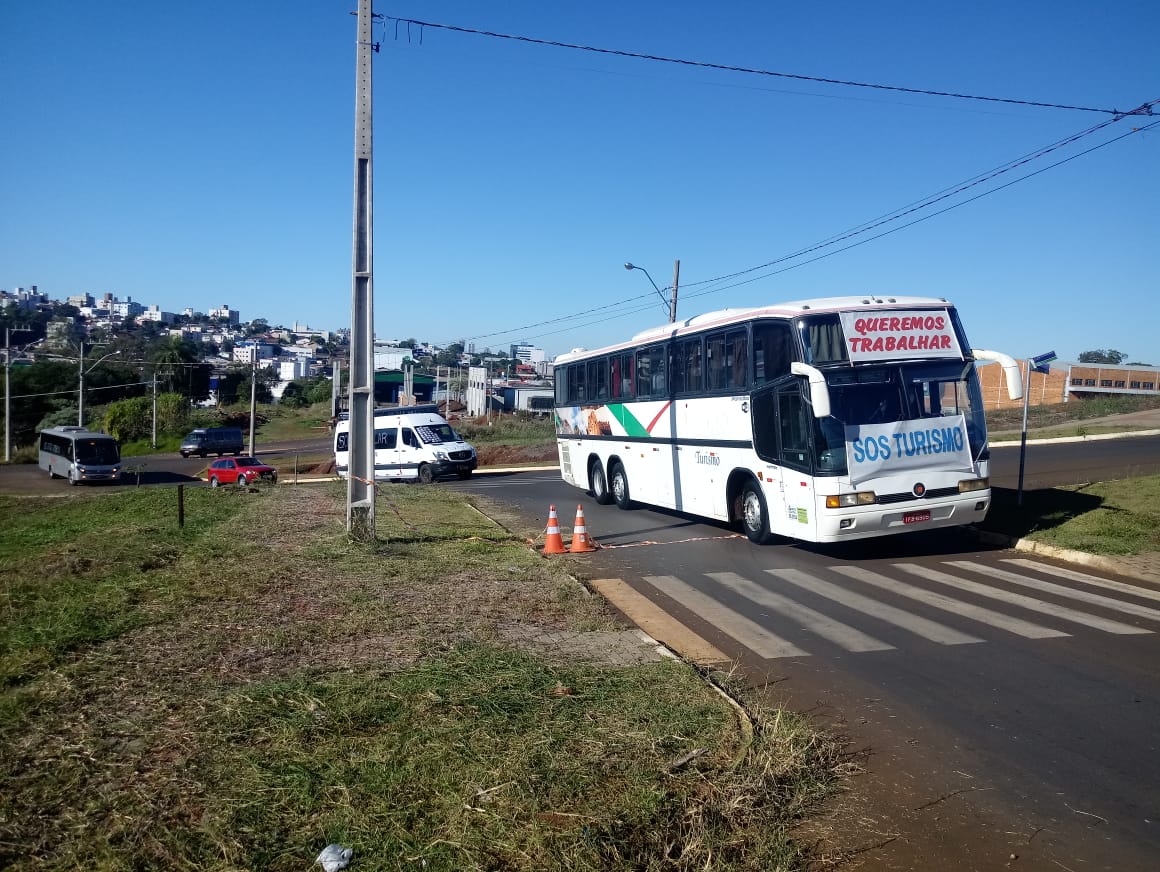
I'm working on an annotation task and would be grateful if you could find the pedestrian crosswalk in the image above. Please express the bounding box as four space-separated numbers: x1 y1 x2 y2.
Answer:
623 559 1160 662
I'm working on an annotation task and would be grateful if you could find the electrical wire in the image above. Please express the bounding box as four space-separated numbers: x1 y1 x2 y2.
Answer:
384 16 1153 118
460 108 1156 347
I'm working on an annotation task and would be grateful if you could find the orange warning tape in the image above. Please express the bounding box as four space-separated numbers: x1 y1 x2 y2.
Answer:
600 533 743 549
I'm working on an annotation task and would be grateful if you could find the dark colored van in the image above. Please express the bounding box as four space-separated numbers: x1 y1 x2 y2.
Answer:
179 427 245 458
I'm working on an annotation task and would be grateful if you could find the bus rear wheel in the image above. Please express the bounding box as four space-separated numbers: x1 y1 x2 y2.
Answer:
590 460 612 505
610 462 633 510
739 481 772 544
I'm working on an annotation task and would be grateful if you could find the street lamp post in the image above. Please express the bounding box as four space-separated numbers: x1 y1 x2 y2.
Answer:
77 345 121 427
625 260 680 323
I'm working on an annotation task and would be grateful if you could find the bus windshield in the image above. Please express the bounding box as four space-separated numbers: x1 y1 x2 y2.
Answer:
74 438 120 465
813 361 986 474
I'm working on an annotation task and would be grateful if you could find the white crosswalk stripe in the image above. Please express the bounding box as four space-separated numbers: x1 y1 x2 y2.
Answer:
706 571 894 653
1003 558 1160 603
946 561 1160 624
896 564 1150 635
768 567 984 645
642 575 808 659
831 565 1070 639
623 559 1160 663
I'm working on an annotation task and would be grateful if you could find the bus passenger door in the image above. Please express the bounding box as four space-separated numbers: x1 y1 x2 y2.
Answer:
751 384 817 539
774 388 818 540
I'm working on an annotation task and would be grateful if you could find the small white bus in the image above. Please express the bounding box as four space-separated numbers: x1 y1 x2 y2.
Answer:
38 426 122 485
553 295 1021 544
333 405 477 483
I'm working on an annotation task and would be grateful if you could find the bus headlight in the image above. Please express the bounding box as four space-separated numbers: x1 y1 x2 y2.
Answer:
434 450 449 461
958 477 989 493
826 491 876 508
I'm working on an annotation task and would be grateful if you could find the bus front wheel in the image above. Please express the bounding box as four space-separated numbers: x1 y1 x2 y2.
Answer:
590 461 612 505
611 462 633 510
739 482 772 545
418 464 435 484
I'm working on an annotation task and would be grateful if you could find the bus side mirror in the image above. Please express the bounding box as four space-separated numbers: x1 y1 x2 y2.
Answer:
972 349 1023 400
791 362 832 418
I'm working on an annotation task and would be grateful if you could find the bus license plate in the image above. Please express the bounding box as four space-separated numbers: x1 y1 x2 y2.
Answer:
903 510 931 524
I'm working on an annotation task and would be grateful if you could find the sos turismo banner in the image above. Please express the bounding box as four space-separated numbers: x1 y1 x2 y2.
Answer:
844 414 974 486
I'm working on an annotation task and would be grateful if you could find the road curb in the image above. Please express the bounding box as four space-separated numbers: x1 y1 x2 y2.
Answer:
973 528 1159 586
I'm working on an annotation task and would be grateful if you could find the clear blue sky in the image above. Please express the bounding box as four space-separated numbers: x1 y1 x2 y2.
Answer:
2 1 1157 363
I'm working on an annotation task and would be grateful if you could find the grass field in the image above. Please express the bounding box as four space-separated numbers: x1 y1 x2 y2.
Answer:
0 484 849 871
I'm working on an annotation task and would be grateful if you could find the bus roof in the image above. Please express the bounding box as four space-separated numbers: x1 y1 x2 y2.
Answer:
554 295 955 363
40 425 116 440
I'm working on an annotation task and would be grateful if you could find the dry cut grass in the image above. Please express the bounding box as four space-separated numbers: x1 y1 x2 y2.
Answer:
0 484 849 871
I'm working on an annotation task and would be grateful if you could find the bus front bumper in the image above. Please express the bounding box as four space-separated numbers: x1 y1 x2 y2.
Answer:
813 491 990 542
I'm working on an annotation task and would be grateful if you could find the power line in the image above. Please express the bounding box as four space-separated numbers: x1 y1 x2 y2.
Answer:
677 118 1160 303
385 16 1153 118
462 113 1157 347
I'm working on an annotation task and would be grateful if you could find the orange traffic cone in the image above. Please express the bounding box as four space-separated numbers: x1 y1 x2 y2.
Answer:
569 504 599 553
542 505 567 555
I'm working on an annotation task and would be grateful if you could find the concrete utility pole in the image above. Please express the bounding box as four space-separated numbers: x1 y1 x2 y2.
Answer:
248 355 257 455
347 0 377 538
669 259 680 323
151 372 158 449
3 328 11 462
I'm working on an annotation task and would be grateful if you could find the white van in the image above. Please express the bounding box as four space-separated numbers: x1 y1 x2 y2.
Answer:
333 405 477 483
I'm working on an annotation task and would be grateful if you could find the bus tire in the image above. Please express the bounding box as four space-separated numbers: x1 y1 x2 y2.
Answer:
739 481 772 545
68 469 79 487
590 460 613 505
611 462 633 510
418 464 434 484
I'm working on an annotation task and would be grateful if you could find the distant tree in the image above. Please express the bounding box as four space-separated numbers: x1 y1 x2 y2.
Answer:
1077 349 1127 364
150 336 200 394
399 338 416 348
435 342 464 368
1125 361 1152 367
279 376 332 408
103 396 153 442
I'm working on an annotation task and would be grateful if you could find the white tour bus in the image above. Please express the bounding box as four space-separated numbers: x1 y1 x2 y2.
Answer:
553 296 1022 544
38 425 122 485
333 404 478 484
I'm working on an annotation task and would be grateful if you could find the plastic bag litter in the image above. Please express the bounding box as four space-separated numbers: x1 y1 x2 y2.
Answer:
316 843 353 871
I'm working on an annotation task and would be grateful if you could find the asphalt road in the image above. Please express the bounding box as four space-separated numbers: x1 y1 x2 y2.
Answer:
445 443 1160 871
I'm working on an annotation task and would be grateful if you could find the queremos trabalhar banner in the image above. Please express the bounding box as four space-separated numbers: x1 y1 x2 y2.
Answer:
844 414 974 486
839 309 962 362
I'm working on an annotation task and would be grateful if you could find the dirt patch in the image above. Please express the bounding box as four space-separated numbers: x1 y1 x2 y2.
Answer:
476 443 559 467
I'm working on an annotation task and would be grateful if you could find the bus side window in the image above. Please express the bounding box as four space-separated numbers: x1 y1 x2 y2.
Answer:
706 334 726 390
680 338 703 393
620 353 634 399
587 358 609 401
374 428 398 450
402 428 417 448
753 323 793 385
568 364 586 403
728 330 749 389
635 350 652 398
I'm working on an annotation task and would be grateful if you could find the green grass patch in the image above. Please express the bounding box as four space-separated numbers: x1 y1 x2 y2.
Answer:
457 414 556 447
0 484 847 870
0 489 255 686
983 475 1160 555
